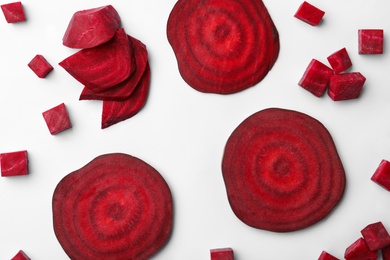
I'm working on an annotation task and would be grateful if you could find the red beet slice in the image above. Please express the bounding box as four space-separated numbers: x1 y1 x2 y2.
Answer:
371 159 390 191
344 238 378 260
294 1 325 26
361 221 390 251
79 35 148 101
1 2 25 23
167 0 279 94
210 248 234 260
52 153 173 260
0 150 28 177
63 5 121 49
318 251 339 260
59 28 135 92
221 108 345 232
298 59 333 97
28 54 53 78
101 63 150 129
327 72 366 101
327 48 352 74
11 250 30 260
42 103 72 135
358 29 384 54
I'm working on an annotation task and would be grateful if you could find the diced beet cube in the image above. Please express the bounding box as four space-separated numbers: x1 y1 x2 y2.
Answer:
383 245 390 260
294 1 325 26
361 222 390 251
28 55 53 78
371 160 390 191
42 103 72 135
327 48 353 74
344 238 378 260
358 29 384 54
327 72 366 101
0 150 28 177
1 2 26 23
318 251 339 260
298 59 333 97
11 250 30 260
210 248 234 260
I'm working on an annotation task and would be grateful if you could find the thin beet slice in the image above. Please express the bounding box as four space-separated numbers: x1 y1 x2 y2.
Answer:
59 28 135 92
167 0 279 94
221 108 345 232
62 5 121 49
52 153 173 260
101 63 150 129
80 35 148 101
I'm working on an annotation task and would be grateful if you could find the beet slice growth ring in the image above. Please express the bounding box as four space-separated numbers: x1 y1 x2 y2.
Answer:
52 153 173 259
222 108 346 232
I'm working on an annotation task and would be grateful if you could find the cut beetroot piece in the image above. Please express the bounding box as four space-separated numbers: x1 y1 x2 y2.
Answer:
1 2 26 23
11 250 30 260
358 29 384 54
59 28 135 92
42 103 72 135
210 248 234 260
327 72 366 101
383 245 390 260
298 59 333 97
63 5 121 49
52 153 173 259
327 48 353 74
28 54 53 78
167 0 279 94
101 63 150 129
344 238 378 260
361 222 390 251
0 150 28 177
80 35 148 101
318 251 339 260
294 1 325 26
221 108 345 232
371 160 390 191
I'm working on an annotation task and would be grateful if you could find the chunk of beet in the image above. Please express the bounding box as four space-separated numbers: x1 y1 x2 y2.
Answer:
167 0 279 94
42 103 72 135
383 245 390 260
0 150 28 177
63 5 121 49
327 48 352 74
318 251 339 260
59 28 135 92
221 108 345 232
361 221 390 251
101 63 150 129
210 248 234 260
344 238 378 260
1 2 25 23
327 72 366 101
358 29 384 54
298 59 333 97
294 1 325 26
11 250 30 260
371 160 390 191
52 153 173 259
28 54 53 78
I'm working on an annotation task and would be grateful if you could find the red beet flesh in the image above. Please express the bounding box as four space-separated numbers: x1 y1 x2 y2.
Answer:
383 245 390 260
1 2 25 23
327 72 366 101
318 251 339 260
344 238 378 260
167 0 279 94
210 248 234 260
42 103 72 135
327 48 352 74
11 250 30 260
358 29 384 54
0 150 28 177
361 221 390 251
222 108 345 232
298 59 333 97
52 153 173 260
28 54 53 78
371 159 390 191
294 1 325 26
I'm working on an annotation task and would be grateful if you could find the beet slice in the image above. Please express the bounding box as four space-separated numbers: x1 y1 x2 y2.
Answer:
101 63 150 129
59 28 135 92
52 153 173 260
221 108 345 232
62 5 121 49
167 0 279 94
79 35 148 101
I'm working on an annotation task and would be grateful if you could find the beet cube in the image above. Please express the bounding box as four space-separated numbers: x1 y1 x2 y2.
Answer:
361 222 390 251
42 103 72 135
327 72 366 101
0 150 28 177
28 54 53 78
318 251 339 260
327 48 352 74
11 250 30 260
344 238 378 260
1 2 26 23
383 245 390 260
298 59 333 97
358 29 384 54
371 160 390 191
210 248 234 260
294 1 325 26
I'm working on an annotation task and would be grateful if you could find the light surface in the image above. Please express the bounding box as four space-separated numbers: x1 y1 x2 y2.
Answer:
0 0 389 259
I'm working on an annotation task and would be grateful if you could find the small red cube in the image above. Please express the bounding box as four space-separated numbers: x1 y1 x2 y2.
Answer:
11 250 30 260
327 48 353 74
361 221 390 251
298 59 333 97
0 150 28 177
28 54 53 78
1 2 26 23
210 248 234 260
42 103 72 135
383 245 390 260
371 160 390 191
318 251 339 260
344 238 378 260
294 1 325 26
358 29 384 54
327 72 366 101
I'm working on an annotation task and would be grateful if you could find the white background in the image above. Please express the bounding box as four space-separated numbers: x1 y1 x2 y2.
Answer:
0 0 389 259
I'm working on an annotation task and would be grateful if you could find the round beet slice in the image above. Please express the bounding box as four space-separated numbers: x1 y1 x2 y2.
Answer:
167 0 279 94
222 108 345 232
52 153 173 259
